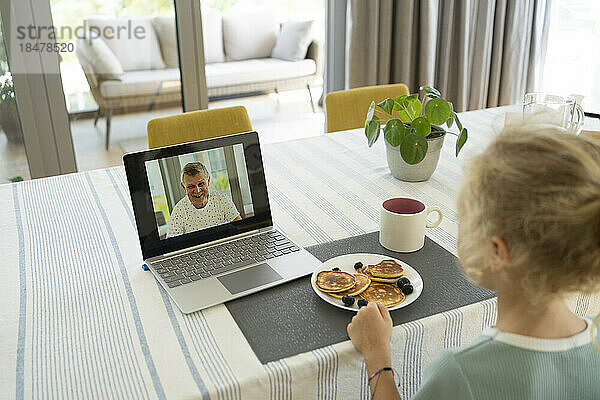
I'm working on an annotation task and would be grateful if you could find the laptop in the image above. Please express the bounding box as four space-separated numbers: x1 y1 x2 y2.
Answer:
123 131 321 313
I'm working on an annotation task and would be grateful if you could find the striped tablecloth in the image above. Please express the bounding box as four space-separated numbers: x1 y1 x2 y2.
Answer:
2 106 598 399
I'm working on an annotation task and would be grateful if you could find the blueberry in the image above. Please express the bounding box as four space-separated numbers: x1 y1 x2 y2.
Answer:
397 277 410 288
332 267 341 271
401 284 414 295
357 298 368 308
342 295 355 306
354 262 363 270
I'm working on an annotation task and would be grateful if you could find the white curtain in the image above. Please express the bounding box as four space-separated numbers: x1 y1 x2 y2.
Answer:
346 0 552 112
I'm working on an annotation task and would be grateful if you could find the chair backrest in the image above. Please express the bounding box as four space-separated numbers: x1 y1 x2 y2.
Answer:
324 83 410 133
147 106 253 148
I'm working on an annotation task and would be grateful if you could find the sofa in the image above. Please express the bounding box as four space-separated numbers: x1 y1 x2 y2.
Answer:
75 9 322 149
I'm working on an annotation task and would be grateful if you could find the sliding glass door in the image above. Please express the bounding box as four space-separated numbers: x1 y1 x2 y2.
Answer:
50 0 183 169
0 8 28 182
4 0 208 178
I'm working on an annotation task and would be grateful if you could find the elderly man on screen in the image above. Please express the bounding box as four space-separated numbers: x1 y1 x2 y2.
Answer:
167 162 241 238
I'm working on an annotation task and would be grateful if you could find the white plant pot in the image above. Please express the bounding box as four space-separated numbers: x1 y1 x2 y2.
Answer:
385 133 446 182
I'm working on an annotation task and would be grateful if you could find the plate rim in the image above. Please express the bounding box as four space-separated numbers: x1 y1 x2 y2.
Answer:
310 252 423 312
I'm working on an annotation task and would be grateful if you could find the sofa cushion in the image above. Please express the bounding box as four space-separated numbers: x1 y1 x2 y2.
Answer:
152 15 179 68
271 21 313 61
201 7 225 63
98 59 316 98
86 17 165 71
99 69 181 98
205 58 316 88
222 8 279 61
76 34 123 81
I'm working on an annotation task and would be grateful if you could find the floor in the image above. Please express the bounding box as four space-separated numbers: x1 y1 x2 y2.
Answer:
0 86 325 182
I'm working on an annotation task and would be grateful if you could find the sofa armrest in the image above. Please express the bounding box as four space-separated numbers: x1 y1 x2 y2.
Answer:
76 49 98 89
75 36 124 89
306 39 323 78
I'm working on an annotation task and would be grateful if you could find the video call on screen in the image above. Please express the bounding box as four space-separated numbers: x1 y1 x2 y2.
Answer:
145 144 255 240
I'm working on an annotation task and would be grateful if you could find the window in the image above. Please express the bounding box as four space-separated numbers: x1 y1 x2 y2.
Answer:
542 0 600 112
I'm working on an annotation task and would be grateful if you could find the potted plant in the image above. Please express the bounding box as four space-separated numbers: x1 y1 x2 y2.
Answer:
364 86 468 181
0 72 22 143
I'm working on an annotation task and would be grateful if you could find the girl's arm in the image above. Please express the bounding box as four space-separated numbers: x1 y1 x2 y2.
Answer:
347 302 402 399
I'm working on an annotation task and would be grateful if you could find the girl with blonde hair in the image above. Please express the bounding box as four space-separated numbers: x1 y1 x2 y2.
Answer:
348 124 600 399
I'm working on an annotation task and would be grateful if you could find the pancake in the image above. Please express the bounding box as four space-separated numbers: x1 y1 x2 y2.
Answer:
329 274 371 298
360 282 405 308
357 266 400 284
316 271 356 293
366 260 404 279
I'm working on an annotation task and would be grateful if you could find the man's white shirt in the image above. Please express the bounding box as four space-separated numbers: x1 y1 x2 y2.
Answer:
167 191 240 238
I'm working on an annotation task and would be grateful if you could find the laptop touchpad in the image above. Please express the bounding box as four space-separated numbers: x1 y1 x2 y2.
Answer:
218 263 283 295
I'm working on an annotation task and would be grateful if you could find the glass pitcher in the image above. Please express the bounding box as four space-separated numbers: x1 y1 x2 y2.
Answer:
523 93 585 135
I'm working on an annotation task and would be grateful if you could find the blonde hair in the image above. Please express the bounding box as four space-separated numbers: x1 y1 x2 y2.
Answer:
457 123 600 307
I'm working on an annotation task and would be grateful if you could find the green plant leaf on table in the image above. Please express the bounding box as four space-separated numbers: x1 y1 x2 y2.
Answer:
456 128 468 156
394 95 407 105
400 133 428 164
404 94 422 119
425 98 452 125
411 117 431 137
377 98 395 114
363 86 470 165
365 119 381 147
392 96 411 121
453 112 463 131
384 119 406 147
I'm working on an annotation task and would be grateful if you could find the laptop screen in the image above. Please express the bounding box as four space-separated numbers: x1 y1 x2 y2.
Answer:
124 132 272 260
145 143 254 240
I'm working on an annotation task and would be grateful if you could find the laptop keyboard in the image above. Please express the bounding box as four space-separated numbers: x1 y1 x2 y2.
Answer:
151 230 300 288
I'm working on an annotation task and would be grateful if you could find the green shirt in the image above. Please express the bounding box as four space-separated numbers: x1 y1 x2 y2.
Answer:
412 318 600 400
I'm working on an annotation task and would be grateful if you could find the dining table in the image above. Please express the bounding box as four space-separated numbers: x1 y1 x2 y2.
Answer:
2 106 599 400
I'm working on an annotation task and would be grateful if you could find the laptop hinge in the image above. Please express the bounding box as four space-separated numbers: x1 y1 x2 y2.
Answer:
146 226 273 263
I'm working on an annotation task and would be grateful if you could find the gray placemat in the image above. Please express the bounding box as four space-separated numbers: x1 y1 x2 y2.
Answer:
225 232 495 364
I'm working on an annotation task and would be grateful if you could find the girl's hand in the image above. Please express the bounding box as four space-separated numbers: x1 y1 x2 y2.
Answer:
347 302 393 359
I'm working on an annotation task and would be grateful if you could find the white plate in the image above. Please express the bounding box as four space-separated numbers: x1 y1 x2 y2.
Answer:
310 253 423 312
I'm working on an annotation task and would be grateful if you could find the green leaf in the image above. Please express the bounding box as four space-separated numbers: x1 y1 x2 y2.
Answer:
397 109 410 121
393 95 407 106
383 119 406 147
400 133 428 164
425 98 452 125
377 98 395 114
365 119 381 147
419 86 441 97
446 116 453 128
366 101 376 122
453 112 463 131
456 128 468 156
405 94 422 119
411 117 431 137
392 96 411 121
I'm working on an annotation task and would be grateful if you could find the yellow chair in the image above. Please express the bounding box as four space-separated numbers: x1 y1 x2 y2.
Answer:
324 83 410 133
147 106 253 148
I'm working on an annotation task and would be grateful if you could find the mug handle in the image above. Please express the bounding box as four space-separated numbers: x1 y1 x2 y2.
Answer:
425 206 443 228
572 104 585 135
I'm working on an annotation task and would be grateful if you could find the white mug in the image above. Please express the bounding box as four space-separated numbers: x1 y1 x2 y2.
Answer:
379 197 443 253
